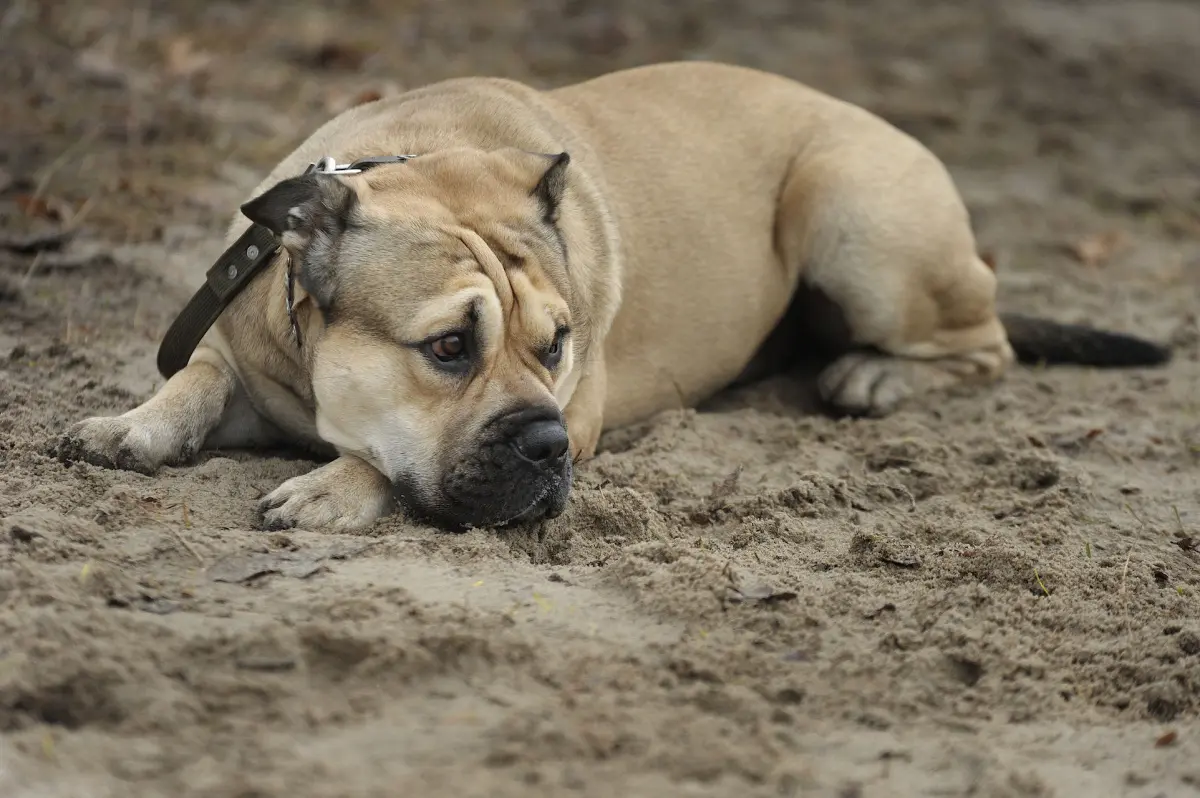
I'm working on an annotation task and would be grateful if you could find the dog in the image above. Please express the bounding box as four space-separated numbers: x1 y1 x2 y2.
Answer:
56 61 1171 532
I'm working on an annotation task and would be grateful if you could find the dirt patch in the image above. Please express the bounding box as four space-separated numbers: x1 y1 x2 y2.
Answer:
2 0 1199 795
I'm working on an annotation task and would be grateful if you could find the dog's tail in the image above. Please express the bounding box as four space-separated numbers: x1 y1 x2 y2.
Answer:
999 312 1172 368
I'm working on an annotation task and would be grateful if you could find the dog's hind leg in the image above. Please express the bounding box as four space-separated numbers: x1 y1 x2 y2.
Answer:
57 345 245 473
777 144 1014 417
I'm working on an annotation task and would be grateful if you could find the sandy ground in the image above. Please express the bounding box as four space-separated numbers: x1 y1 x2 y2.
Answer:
2 1 1199 795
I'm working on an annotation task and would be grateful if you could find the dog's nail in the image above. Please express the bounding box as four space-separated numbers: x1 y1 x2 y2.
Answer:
257 494 284 512
259 511 295 532
114 446 154 476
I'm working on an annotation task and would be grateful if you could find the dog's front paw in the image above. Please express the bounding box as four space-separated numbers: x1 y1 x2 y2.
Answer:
56 415 182 475
257 456 393 532
817 352 915 418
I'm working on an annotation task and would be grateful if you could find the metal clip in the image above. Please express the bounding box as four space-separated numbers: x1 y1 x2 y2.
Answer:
305 154 418 176
307 156 364 175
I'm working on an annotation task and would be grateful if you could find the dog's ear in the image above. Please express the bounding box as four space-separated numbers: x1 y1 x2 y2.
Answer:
499 149 572 223
240 174 354 308
531 152 570 223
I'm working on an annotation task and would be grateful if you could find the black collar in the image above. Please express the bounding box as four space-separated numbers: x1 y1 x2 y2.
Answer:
155 155 414 379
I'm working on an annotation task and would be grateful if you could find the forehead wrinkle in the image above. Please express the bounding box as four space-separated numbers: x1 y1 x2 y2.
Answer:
509 271 559 342
456 227 514 315
411 289 479 334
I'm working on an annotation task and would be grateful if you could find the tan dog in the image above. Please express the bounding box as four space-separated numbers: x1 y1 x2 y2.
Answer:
57 61 1170 531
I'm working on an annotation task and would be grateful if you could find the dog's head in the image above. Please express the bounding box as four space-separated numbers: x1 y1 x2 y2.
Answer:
241 148 583 530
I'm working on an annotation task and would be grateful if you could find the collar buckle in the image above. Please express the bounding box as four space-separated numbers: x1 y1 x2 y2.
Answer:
306 154 417 176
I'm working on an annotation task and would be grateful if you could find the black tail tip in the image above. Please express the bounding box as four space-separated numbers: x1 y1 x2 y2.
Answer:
1122 337 1173 367
1001 313 1174 369
1012 334 1172 368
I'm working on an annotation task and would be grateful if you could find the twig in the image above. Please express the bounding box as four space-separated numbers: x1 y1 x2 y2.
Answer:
1094 439 1122 464
65 195 97 231
1124 503 1149 530
170 527 205 566
1033 568 1050 597
33 128 101 204
20 251 44 288
1118 548 1133 634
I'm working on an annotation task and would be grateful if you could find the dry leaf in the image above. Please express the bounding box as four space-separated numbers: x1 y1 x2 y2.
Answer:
726 581 799 606
208 551 326 583
1069 230 1127 267
324 82 402 114
1155 730 1178 747
15 194 71 221
162 37 213 79
76 45 129 87
707 464 743 510
208 541 371 584
881 549 922 568
723 562 799 606
79 561 142 607
350 89 383 106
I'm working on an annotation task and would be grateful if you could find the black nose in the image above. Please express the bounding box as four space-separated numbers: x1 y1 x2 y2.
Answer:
513 418 570 463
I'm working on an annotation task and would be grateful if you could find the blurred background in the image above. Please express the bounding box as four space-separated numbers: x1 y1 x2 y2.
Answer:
1 0 1197 357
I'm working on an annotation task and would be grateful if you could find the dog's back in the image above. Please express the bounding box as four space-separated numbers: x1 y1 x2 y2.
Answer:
545 62 936 422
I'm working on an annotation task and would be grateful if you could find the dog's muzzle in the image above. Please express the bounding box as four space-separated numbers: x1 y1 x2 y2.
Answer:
401 405 573 530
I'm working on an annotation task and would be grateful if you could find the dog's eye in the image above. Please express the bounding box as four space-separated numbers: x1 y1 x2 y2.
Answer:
542 327 569 369
428 334 467 363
